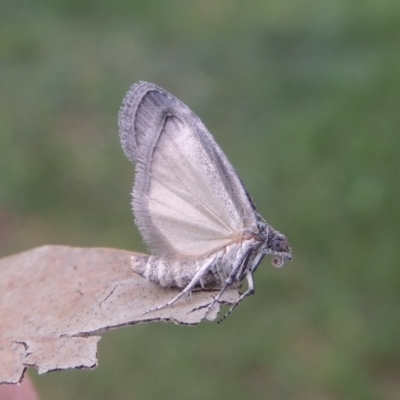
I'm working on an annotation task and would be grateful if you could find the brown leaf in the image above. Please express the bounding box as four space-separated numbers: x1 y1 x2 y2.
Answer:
0 246 239 384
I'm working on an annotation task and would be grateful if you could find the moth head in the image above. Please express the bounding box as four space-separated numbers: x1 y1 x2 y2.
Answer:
265 230 292 268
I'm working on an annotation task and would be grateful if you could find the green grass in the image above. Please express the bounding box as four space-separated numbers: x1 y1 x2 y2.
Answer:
1 1 399 399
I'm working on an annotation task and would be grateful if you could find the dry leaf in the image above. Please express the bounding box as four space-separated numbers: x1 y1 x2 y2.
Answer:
0 246 239 384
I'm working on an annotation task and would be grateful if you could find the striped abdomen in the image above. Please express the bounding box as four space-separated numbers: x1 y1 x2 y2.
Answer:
131 254 226 288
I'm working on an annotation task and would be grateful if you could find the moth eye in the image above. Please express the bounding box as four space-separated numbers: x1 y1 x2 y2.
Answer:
272 238 285 252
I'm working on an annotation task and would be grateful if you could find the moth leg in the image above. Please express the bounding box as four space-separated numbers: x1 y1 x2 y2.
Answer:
204 245 252 318
235 250 252 281
202 269 240 318
199 276 208 289
143 257 216 314
218 270 255 323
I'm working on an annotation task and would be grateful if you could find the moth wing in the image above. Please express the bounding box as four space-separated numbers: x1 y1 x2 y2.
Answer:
119 82 257 258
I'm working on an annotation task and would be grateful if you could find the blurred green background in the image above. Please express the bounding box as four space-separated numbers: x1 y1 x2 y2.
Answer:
1 1 399 399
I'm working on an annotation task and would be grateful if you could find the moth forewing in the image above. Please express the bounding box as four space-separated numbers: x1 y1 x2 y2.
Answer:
119 82 257 258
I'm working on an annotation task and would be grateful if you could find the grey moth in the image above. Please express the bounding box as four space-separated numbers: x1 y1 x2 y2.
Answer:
118 82 292 320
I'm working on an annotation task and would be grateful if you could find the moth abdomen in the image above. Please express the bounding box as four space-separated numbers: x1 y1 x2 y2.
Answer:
131 256 198 288
131 255 225 289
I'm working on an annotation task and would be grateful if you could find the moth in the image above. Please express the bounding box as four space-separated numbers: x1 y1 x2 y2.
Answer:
118 81 292 320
